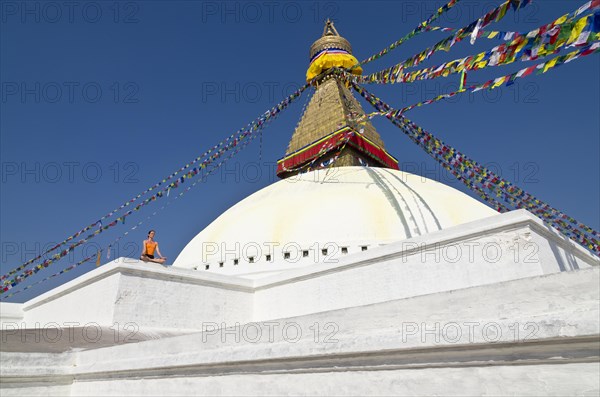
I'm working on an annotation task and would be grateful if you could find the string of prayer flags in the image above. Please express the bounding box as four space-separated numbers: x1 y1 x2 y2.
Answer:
3 78 310 284
383 42 600 115
7 126 257 276
1 127 267 299
352 0 462 68
359 4 600 85
349 81 599 255
427 25 530 42
1 84 310 294
2 254 97 299
360 0 597 84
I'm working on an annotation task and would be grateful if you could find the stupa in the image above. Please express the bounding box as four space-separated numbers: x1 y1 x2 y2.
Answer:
173 20 498 278
1 21 598 396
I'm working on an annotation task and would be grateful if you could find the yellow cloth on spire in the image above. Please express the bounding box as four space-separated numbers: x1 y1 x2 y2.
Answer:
306 51 363 81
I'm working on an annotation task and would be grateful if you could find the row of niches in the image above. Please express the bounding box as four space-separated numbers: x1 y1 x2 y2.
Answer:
194 243 375 271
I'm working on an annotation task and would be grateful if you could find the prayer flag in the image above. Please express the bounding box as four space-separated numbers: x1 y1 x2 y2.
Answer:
471 19 483 44
459 70 467 91
568 17 589 44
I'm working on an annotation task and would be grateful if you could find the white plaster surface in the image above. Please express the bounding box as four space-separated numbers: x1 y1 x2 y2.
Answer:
1 267 599 396
23 272 121 326
0 302 23 322
1 382 73 397
111 270 253 330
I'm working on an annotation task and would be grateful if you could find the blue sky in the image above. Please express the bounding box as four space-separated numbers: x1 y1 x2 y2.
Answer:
1 0 599 302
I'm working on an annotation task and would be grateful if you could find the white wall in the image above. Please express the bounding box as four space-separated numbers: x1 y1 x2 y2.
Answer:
13 258 255 334
252 212 597 321
112 272 253 330
3 267 597 397
23 272 121 327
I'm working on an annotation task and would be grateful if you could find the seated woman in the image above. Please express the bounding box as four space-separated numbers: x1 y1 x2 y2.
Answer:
140 230 167 264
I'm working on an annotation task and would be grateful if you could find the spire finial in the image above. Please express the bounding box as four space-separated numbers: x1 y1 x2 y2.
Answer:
323 19 340 37
310 20 352 60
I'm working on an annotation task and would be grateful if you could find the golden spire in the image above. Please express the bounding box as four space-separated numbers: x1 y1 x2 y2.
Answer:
276 21 398 178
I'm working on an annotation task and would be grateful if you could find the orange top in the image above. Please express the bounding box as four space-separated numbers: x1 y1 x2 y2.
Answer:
145 240 157 255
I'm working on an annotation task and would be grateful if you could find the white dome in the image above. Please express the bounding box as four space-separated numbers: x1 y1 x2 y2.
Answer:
173 166 498 277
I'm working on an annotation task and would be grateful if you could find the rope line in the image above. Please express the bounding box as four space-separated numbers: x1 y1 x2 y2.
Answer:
1 84 310 293
349 81 599 255
361 0 535 81
353 0 463 68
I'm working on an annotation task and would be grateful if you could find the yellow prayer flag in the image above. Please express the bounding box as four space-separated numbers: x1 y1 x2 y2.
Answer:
491 77 505 89
564 51 577 62
567 16 588 45
515 38 528 54
554 14 568 26
542 57 558 73
488 31 499 39
495 3 508 21
95 250 101 267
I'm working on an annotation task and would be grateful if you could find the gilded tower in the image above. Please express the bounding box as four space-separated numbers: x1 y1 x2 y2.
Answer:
276 20 398 178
